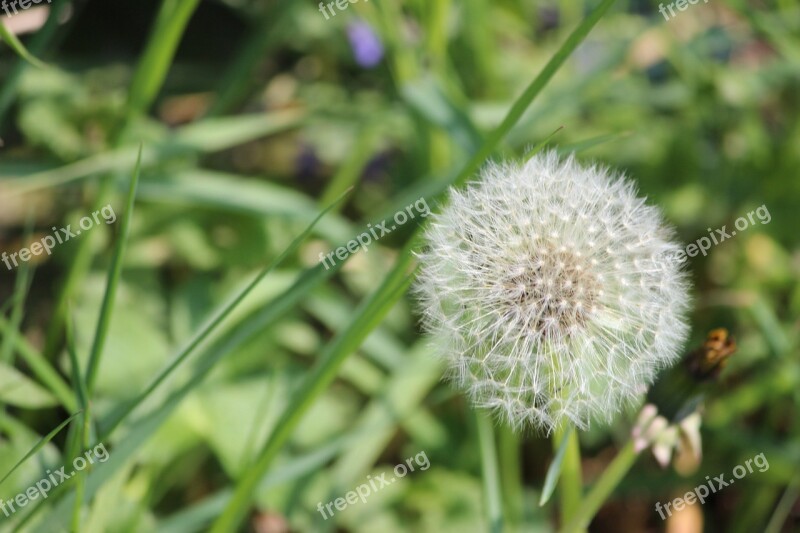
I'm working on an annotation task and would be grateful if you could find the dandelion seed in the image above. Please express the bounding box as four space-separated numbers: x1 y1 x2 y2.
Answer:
414 151 691 432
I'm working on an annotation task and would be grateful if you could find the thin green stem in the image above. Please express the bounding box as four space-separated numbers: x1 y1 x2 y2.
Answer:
0 315 76 412
764 471 800 533
0 213 34 365
210 267 415 532
562 440 639 533
498 425 523 527
477 411 504 533
209 2 619 529
554 425 583 529
43 0 199 359
84 146 141 394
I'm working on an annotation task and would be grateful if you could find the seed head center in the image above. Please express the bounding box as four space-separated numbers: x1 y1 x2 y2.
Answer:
503 245 598 337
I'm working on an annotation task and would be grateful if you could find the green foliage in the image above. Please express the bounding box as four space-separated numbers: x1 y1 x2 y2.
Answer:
1 0 799 532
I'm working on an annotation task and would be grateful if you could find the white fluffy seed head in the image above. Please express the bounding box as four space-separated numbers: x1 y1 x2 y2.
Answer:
414 151 691 433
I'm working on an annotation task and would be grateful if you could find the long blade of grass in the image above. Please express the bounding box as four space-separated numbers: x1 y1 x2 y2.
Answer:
764 471 800 533
211 2 618 527
36 0 204 367
125 0 200 120
0 20 47 68
454 0 617 188
0 213 34 364
0 410 82 487
0 315 76 411
14 195 355 531
540 426 573 506
65 310 89 413
64 313 91 533
211 267 417 532
3 110 304 196
99 187 352 435
85 145 142 393
0 0 72 127
205 1 294 116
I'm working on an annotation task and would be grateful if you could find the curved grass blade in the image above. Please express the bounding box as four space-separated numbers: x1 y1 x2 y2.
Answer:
85 144 142 393
0 20 47 68
0 410 82 488
0 0 72 125
453 0 618 188
210 267 417 532
0 315 76 411
13 192 355 531
3 110 304 196
100 187 353 436
521 125 564 162
125 0 200 120
0 213 34 364
211 2 618 527
540 426 573 506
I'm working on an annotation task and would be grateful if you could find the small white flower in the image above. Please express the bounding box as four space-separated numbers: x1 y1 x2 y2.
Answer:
414 151 691 432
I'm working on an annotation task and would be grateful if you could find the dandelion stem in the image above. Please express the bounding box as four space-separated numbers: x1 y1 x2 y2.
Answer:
477 410 504 533
554 424 583 529
562 439 639 533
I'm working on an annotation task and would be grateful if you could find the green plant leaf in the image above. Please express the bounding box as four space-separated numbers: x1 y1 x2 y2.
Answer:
0 20 47 68
0 411 82 488
0 362 58 409
85 144 141 393
540 426 573 506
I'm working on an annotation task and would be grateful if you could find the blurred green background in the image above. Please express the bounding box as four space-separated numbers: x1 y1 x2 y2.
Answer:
0 0 798 531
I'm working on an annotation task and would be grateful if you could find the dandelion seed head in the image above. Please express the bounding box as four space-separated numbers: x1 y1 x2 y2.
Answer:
414 151 691 433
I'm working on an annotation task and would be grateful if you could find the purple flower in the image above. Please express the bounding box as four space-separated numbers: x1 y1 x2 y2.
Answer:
346 20 384 68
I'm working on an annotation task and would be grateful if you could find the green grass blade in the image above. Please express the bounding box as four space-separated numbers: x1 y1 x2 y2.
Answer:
453 0 618 188
125 0 200 120
85 145 141 393
0 410 82 487
401 76 483 153
206 2 293 116
12 194 355 530
477 410 504 533
0 0 71 126
65 311 89 412
540 426 573 506
210 267 417 532
3 110 304 196
35 0 201 366
0 315 76 411
207 5 619 523
557 131 631 155
64 314 91 532
319 122 380 209
99 188 353 435
0 20 47 68
764 471 800 533
0 214 34 364
521 126 565 162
